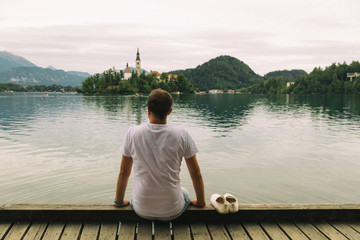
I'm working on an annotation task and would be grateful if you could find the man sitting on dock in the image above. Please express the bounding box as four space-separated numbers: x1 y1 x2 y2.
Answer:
114 88 206 220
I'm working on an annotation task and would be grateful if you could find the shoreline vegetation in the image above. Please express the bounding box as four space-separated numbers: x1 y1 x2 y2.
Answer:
1 60 360 95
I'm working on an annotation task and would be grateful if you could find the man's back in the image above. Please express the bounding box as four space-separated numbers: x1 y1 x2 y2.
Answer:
121 123 198 217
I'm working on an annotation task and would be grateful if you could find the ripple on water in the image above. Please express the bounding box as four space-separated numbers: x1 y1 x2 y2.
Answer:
1 93 360 204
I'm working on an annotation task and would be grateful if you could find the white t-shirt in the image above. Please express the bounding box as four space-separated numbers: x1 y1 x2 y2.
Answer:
120 123 198 218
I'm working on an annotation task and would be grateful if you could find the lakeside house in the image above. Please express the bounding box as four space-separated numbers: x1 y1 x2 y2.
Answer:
209 89 224 94
347 72 360 82
149 71 161 80
286 82 295 88
168 74 178 80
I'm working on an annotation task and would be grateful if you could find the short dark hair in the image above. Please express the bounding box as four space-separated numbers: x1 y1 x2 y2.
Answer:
147 88 173 119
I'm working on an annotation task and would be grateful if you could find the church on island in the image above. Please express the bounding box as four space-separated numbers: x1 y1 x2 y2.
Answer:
122 48 142 80
121 48 176 83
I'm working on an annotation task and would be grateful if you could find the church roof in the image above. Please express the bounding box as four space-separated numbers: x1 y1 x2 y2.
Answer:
124 63 132 73
124 67 132 73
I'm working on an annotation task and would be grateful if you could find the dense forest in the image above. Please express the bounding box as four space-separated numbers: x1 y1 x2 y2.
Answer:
169 55 263 91
243 61 360 94
264 69 307 81
0 83 76 92
80 67 194 94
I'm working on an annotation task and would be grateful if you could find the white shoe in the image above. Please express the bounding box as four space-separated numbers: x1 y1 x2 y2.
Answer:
224 193 238 213
210 193 229 214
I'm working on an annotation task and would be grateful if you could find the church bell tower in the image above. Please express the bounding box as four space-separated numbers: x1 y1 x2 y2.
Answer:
136 48 141 77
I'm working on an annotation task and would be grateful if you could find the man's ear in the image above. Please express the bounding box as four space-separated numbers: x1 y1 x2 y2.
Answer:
168 108 173 116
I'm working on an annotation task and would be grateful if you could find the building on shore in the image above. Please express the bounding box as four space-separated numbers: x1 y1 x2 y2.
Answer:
347 72 360 82
149 71 161 80
209 89 224 94
123 63 132 80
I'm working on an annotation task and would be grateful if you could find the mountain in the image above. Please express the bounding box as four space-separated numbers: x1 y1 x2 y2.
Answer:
0 67 85 86
169 55 263 90
0 51 90 86
46 65 57 70
0 51 37 72
66 71 91 78
264 69 307 82
47 65 90 78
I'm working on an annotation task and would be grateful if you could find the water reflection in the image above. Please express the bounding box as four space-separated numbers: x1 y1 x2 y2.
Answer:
80 94 360 136
82 95 148 125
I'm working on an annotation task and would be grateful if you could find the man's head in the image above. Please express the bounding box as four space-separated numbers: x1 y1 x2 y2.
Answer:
147 88 173 119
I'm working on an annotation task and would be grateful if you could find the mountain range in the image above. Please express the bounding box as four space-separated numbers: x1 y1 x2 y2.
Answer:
0 51 90 86
1 51 307 90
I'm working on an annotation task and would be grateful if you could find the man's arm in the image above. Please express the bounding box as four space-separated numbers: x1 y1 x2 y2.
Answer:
185 154 206 207
114 155 133 207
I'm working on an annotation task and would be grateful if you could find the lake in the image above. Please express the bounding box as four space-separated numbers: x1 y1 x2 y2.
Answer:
1 92 360 204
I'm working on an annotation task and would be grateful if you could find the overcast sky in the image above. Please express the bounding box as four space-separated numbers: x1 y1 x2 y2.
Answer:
1 0 359 75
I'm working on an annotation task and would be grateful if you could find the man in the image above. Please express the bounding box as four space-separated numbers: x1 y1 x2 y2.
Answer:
114 88 206 220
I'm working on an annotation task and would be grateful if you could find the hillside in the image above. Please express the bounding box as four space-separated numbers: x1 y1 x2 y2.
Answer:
0 51 90 86
169 55 263 90
0 51 37 72
264 69 307 81
0 67 85 86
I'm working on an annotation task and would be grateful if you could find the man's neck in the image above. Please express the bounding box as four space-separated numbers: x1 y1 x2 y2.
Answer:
149 118 167 124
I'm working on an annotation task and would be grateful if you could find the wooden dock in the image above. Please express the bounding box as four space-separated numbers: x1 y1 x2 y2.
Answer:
1 204 360 239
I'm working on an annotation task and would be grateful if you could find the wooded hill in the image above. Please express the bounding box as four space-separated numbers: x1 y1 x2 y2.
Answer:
264 69 307 81
169 55 263 91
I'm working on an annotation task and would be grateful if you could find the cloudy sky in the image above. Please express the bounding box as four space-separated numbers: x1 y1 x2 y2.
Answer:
1 0 359 75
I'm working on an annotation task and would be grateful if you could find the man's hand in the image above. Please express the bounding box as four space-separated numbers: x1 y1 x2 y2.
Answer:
190 199 206 208
113 199 130 207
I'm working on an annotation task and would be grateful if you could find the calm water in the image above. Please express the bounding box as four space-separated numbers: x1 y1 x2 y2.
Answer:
1 93 360 204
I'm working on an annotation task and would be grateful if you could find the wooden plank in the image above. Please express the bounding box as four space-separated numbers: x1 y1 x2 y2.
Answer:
295 222 328 240
260 222 289 240
79 222 100 240
243 223 270 240
172 222 191 240
3 221 30 240
154 221 171 239
98 222 118 240
207 223 231 240
23 222 47 240
60 222 82 240
277 222 309 240
3 203 360 211
42 222 65 240
118 221 135 240
330 222 360 239
313 222 348 240
0 222 12 239
225 223 251 240
137 221 152 240
190 223 211 240
348 222 360 232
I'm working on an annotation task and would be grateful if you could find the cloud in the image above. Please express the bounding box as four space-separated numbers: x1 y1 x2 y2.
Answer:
1 22 359 75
